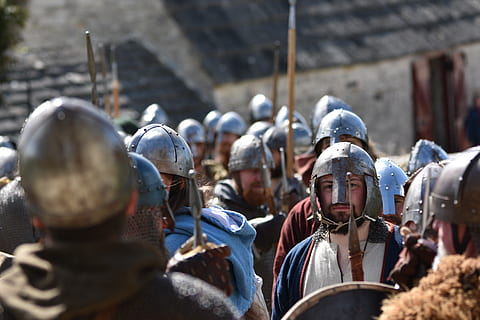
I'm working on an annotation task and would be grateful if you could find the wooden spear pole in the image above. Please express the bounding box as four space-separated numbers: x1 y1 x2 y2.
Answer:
271 40 280 122
286 0 297 178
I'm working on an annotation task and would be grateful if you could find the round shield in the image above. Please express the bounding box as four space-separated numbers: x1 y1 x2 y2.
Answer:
282 282 398 320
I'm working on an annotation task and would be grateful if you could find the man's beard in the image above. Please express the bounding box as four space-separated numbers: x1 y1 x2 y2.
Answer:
323 204 365 235
432 238 449 271
242 185 267 207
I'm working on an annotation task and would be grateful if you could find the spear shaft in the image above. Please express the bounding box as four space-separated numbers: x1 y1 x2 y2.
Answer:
286 0 296 178
271 40 280 122
111 45 120 118
85 31 98 107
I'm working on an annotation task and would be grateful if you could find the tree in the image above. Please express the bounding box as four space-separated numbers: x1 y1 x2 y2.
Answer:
0 0 29 82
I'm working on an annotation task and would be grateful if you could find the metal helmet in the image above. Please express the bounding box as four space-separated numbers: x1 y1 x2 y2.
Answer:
0 136 15 149
274 105 309 128
128 123 194 178
177 118 206 144
177 118 206 159
310 142 382 227
203 110 222 144
430 149 480 225
0 147 18 180
18 97 135 229
407 139 449 176
402 162 443 233
263 122 312 156
216 111 247 139
314 109 368 150
140 103 169 127
246 121 273 138
311 95 353 136
125 152 174 246
248 94 273 123
375 158 408 216
228 134 274 172
128 152 169 209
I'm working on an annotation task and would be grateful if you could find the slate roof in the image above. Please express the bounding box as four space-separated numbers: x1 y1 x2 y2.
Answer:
0 39 213 140
164 0 480 83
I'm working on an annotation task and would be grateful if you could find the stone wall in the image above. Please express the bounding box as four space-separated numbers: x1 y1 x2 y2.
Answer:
214 55 414 156
17 0 214 103
214 42 480 156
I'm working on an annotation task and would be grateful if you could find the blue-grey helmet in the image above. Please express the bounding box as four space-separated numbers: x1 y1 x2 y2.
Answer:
177 118 205 144
375 158 408 216
407 139 449 176
310 142 381 228
18 97 135 228
140 103 169 127
128 152 169 209
246 121 274 138
248 94 273 123
311 95 353 136
203 110 222 145
402 162 443 233
274 105 308 128
126 152 175 243
177 118 206 159
0 147 18 180
263 122 312 156
314 109 368 151
0 136 15 149
216 111 247 142
128 124 194 178
228 134 274 172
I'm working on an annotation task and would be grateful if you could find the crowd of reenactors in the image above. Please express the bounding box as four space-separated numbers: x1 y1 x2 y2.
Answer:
0 90 479 320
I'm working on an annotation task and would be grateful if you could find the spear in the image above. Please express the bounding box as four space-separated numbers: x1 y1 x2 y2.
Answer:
98 43 111 116
347 172 364 281
271 40 280 122
286 0 296 178
111 44 120 118
260 139 276 215
85 31 98 107
188 170 205 248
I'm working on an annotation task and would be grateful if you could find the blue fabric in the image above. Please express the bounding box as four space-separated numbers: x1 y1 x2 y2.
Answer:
165 205 257 315
271 236 312 320
382 224 403 284
271 224 403 320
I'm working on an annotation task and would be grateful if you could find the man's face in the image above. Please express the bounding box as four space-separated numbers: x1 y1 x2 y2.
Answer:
216 132 239 167
380 195 405 225
189 142 206 170
237 168 266 207
319 135 364 154
270 149 282 178
318 173 367 233
432 219 477 269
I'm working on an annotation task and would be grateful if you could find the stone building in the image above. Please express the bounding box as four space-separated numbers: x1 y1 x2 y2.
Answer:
2 0 480 155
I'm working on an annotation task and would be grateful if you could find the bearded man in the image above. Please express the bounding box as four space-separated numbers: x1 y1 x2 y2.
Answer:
271 142 402 320
212 134 273 220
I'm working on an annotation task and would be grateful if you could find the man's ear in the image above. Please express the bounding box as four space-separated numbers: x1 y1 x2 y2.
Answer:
126 190 139 217
32 217 43 230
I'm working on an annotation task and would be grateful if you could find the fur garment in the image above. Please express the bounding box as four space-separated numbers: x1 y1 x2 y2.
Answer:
379 255 480 320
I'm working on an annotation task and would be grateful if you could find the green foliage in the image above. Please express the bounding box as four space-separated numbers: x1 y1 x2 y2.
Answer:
0 0 29 82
